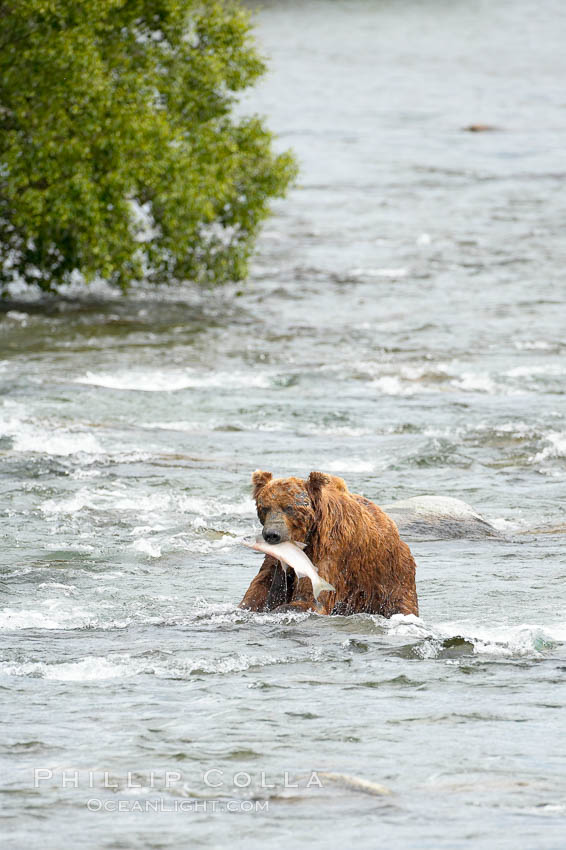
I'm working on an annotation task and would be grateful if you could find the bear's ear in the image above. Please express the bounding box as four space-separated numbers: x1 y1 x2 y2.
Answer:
252 469 272 500
306 471 347 503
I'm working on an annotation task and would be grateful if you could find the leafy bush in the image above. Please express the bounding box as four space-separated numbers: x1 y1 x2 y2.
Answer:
0 0 297 292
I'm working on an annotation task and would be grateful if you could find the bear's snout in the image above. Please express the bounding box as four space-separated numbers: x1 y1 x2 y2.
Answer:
261 509 290 545
263 529 282 544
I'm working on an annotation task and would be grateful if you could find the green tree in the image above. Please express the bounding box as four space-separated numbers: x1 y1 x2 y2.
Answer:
0 0 296 293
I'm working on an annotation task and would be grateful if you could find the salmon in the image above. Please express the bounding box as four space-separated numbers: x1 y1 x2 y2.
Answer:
242 537 335 601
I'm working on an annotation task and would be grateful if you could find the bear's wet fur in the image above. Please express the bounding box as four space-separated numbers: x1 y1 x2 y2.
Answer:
239 470 418 617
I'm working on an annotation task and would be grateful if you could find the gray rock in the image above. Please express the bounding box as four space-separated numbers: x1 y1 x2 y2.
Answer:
382 495 500 541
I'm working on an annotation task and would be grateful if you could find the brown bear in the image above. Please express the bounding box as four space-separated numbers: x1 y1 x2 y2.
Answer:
239 470 418 617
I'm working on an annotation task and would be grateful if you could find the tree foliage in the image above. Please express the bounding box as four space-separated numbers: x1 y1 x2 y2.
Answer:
0 0 297 292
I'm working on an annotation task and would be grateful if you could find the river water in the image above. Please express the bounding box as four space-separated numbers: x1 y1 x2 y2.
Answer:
1 1 566 847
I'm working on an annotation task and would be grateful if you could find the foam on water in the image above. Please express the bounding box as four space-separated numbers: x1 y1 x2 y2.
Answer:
372 376 416 396
490 515 527 533
479 421 535 437
532 432 566 462
505 364 566 378
141 420 202 433
74 369 269 391
307 359 545 401
5 310 29 325
130 538 162 558
450 373 499 394
0 402 102 456
0 648 325 681
385 614 566 658
325 458 376 473
513 339 555 351
300 423 370 437
349 267 408 279
0 656 135 681
13 427 102 456
341 360 566 400
0 605 126 631
0 599 258 633
189 601 311 627
41 487 255 519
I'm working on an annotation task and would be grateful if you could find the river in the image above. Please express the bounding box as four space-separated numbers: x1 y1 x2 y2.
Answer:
1 0 565 847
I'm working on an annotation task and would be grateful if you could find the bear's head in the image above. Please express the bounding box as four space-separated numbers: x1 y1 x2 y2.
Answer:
251 469 348 546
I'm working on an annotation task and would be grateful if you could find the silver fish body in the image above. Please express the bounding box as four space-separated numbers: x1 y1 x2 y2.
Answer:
242 537 335 602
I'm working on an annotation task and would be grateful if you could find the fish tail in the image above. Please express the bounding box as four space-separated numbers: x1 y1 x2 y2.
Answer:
312 577 335 600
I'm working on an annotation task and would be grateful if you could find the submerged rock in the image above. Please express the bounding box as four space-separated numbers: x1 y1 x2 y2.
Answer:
382 495 500 541
316 772 392 797
463 123 498 132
